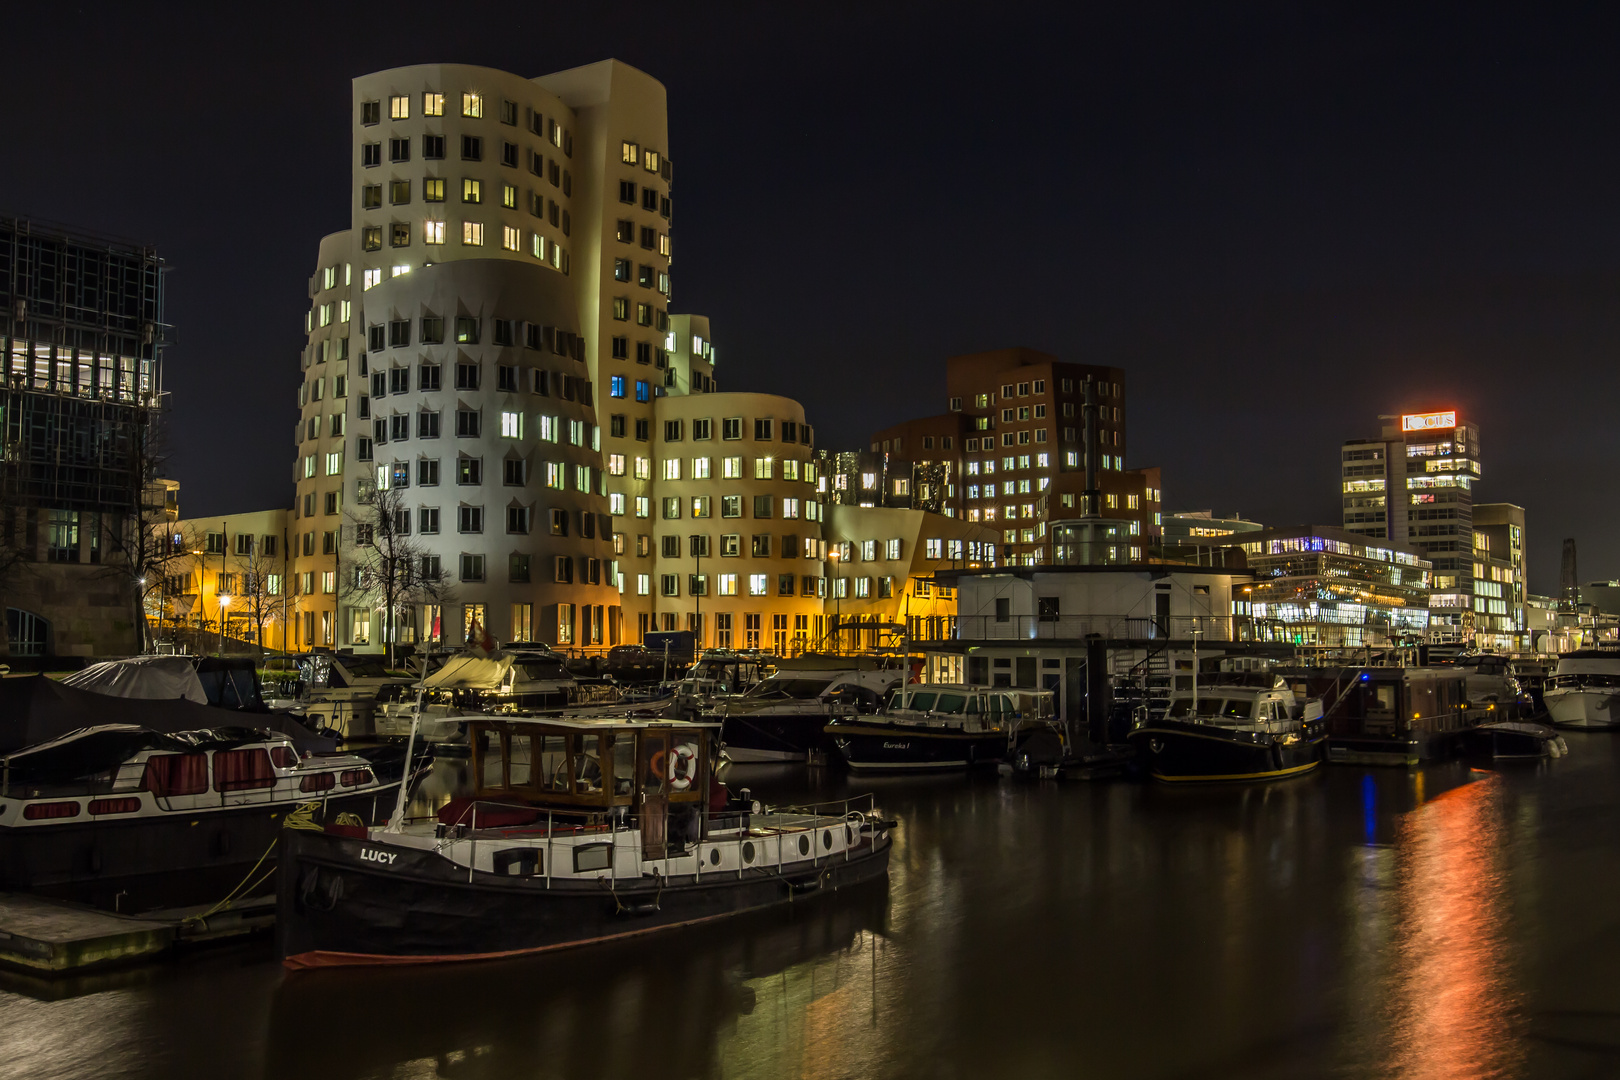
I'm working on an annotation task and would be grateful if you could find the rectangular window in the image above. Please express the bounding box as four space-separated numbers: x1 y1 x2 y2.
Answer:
458 506 484 533
462 221 484 246
753 495 773 519
462 92 483 118
419 507 440 534
423 91 444 116
753 458 774 480
460 554 485 581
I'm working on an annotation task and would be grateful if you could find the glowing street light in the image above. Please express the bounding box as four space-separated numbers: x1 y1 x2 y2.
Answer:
219 594 231 656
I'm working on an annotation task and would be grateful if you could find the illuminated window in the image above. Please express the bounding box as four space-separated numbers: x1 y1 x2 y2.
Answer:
462 222 484 246
501 411 521 438
424 220 444 244
462 178 481 203
503 225 520 251
723 456 742 479
608 454 626 476
462 92 483 118
391 264 409 277
622 141 639 164
754 458 774 480
363 268 381 290
663 459 682 481
423 92 444 117
390 95 409 119
423 178 445 202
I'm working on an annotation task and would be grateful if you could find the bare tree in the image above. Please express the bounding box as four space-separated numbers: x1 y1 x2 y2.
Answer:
98 403 185 653
343 484 451 667
234 542 287 656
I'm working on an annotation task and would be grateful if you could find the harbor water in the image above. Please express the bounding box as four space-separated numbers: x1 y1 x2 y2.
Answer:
6 735 1620 1079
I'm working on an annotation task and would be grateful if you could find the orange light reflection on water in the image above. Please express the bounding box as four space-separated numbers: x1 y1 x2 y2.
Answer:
1384 774 1520 1079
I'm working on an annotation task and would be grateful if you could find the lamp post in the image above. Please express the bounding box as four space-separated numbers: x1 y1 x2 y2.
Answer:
219 594 231 657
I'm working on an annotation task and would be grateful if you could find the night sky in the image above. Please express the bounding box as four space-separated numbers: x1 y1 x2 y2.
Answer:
8 4 1619 592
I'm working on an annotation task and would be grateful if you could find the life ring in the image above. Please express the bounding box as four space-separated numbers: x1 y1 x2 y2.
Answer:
646 750 667 784
668 743 699 791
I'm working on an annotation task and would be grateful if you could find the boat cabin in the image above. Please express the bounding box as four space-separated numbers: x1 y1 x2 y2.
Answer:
466 716 719 812
885 684 1054 728
1163 676 1310 731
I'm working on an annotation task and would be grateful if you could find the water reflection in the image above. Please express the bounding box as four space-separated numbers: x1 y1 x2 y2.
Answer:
262 879 889 1080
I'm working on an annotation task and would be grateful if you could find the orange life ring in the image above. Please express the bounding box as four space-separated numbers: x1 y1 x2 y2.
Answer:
647 749 667 783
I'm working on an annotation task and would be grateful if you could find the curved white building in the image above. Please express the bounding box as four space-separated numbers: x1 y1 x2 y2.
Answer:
293 60 675 651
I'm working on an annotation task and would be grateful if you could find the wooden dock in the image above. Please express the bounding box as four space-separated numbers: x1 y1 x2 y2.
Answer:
0 891 276 975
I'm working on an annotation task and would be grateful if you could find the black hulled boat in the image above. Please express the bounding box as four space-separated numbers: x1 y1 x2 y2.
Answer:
1127 674 1325 782
825 685 1053 771
277 714 893 969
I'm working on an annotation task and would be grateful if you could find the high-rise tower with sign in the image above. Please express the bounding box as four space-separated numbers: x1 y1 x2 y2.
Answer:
1341 410 1485 640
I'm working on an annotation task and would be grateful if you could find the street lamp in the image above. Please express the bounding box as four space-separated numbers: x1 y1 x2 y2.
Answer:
219 594 231 657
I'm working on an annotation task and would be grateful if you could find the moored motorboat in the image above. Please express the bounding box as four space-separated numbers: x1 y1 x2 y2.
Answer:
0 721 407 910
276 714 892 969
825 685 1051 771
709 655 905 763
1542 650 1620 729
1127 674 1325 782
1461 720 1569 760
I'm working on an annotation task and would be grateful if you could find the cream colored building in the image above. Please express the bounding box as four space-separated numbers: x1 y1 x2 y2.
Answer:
287 59 986 657
647 391 823 652
823 505 998 652
160 509 294 652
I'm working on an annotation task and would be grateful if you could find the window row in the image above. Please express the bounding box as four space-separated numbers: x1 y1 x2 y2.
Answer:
364 317 583 360
608 491 824 521
365 360 590 402
611 258 671 296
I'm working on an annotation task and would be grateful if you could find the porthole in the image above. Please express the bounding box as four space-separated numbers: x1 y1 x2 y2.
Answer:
798 834 810 856
822 829 833 850
708 847 721 866
742 841 755 864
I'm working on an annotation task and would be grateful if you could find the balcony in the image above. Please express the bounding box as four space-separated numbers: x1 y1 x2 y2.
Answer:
952 614 1236 643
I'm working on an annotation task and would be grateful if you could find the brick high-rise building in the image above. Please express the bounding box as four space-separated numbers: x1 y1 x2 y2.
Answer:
871 347 1161 565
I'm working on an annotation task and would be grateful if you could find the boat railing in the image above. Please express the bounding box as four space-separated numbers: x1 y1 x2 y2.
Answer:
412 792 881 887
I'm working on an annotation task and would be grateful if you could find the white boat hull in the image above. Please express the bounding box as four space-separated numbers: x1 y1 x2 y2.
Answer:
1544 687 1620 728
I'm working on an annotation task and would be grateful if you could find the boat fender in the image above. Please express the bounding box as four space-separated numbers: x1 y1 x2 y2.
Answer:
668 743 699 791
298 867 344 911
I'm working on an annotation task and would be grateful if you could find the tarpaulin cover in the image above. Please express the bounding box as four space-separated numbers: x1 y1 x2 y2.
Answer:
0 676 335 756
2 723 285 787
60 655 208 703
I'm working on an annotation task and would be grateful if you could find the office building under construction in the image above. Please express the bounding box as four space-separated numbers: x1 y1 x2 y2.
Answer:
0 214 167 658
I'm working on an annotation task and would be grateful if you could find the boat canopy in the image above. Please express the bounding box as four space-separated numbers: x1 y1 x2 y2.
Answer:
61 655 208 703
0 676 333 755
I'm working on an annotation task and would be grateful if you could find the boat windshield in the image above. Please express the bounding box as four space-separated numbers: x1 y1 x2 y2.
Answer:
905 691 938 712
343 658 391 680
1220 698 1253 719
934 692 968 714
745 678 828 700
1167 698 1199 718
516 659 570 682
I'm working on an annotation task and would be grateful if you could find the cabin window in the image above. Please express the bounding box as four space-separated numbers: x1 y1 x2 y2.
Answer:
574 843 613 872
538 735 573 792
301 772 337 793
573 736 605 794
270 745 300 769
142 753 208 797
609 735 634 797
493 849 542 877
640 732 669 793
215 749 278 791
507 734 533 786
907 691 938 712
1220 699 1251 720
935 693 967 714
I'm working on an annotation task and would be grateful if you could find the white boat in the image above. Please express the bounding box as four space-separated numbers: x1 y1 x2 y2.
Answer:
373 650 581 744
1543 650 1620 729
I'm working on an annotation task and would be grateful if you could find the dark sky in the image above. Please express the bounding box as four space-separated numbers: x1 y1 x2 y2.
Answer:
7 3 1619 593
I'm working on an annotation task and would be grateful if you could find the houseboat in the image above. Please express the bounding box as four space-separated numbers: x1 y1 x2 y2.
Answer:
1283 666 1479 765
0 722 406 911
707 655 906 763
373 650 582 744
824 685 1053 771
1126 674 1325 782
276 714 893 969
1542 649 1620 729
